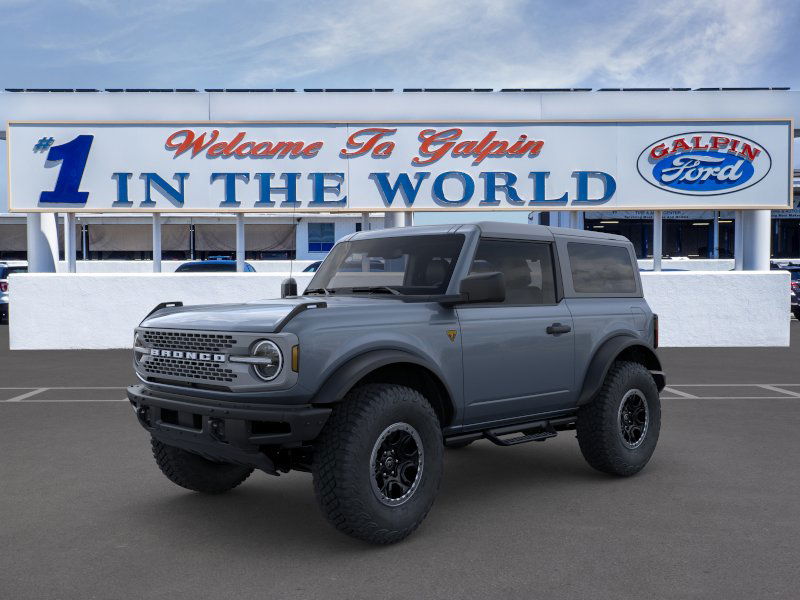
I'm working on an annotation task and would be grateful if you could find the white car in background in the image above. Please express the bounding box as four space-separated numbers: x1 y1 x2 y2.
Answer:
0 261 28 323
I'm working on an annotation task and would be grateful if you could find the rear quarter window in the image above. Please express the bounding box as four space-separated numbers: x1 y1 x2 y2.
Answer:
567 242 637 294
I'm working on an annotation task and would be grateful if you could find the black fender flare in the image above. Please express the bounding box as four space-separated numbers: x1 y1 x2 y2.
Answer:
311 349 455 407
578 335 665 405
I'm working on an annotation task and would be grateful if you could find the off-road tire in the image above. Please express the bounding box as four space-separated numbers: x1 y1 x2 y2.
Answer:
312 383 444 544
151 438 253 494
576 361 661 476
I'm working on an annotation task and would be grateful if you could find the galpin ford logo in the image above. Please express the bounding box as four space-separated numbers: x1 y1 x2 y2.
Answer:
637 132 771 196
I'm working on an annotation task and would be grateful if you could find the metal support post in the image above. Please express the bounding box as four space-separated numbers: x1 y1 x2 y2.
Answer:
236 213 245 272
64 213 76 273
652 210 662 272
152 213 162 273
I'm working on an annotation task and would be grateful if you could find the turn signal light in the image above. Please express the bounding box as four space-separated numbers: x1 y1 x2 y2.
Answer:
653 314 659 349
291 345 299 372
0 282 7 292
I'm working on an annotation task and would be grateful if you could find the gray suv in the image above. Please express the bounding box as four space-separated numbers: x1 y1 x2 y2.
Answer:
128 222 665 544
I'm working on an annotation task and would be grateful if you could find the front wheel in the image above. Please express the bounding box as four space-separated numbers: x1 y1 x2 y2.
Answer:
576 361 661 476
312 383 443 544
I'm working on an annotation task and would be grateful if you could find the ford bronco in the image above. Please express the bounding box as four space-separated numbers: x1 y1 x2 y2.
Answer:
128 222 665 544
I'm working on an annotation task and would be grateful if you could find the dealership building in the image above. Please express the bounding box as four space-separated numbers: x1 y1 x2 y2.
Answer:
0 88 798 349
0 88 798 266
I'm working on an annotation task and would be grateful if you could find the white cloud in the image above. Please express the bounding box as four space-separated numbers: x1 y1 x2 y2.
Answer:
2 0 795 89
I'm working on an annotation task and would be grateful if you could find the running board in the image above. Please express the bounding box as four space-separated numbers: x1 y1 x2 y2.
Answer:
485 426 557 446
444 415 575 448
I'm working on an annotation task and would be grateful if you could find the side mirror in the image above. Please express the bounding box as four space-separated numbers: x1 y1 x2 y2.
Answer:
458 271 505 304
281 277 298 298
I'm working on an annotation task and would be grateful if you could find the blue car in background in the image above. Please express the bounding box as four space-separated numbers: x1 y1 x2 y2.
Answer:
175 257 256 273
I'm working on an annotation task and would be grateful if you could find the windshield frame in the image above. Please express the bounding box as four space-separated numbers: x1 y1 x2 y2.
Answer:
306 233 467 297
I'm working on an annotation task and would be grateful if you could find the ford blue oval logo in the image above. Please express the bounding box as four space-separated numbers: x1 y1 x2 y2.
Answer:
637 132 771 196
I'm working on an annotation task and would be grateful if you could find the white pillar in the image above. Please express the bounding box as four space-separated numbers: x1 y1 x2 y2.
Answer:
712 211 720 259
25 213 59 273
81 223 89 261
404 212 414 227
235 213 245 272
64 212 76 273
152 213 162 273
361 212 370 231
741 210 771 270
734 210 744 270
384 212 404 228
652 210 662 272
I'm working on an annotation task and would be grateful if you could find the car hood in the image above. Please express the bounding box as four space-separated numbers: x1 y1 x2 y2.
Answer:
140 295 406 333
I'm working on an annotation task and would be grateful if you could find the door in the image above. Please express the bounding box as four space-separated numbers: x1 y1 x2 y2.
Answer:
458 239 575 427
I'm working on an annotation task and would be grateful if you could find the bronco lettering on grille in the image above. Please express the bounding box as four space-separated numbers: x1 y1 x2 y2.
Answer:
150 349 226 362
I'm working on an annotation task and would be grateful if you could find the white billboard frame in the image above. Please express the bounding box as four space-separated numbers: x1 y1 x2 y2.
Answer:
7 118 794 213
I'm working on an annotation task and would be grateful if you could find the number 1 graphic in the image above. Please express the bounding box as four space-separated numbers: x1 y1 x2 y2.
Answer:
39 135 94 204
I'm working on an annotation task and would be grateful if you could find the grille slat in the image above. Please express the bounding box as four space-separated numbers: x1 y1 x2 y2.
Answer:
140 329 240 384
142 330 236 352
143 356 238 383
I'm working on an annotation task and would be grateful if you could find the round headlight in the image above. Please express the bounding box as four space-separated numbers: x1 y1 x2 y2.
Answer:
252 340 283 381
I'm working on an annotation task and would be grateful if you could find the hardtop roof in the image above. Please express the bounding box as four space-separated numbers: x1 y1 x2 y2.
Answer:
348 221 629 243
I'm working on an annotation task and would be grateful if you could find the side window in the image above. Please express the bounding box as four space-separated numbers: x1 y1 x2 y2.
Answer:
308 223 335 253
567 242 637 294
469 239 556 305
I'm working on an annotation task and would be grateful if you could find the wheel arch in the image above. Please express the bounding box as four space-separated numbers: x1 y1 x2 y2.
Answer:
311 349 456 427
578 335 665 406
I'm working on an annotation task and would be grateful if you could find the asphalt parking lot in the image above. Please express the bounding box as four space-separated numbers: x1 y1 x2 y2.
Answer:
2 323 800 599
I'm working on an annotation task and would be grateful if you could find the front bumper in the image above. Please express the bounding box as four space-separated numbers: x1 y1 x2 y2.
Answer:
127 384 331 473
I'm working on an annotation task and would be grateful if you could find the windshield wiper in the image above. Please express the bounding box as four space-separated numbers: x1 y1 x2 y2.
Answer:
350 286 402 296
305 287 333 296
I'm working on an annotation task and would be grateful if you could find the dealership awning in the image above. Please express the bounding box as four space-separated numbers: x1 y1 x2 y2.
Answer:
194 223 295 252
88 223 189 251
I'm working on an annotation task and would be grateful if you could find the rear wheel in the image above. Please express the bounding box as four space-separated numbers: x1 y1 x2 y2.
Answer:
312 383 443 544
151 438 253 494
576 361 661 476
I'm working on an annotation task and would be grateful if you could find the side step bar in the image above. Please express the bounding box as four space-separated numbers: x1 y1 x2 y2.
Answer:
445 415 575 448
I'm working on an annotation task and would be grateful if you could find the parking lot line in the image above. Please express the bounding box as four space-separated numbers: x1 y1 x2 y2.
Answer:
756 384 800 397
5 388 48 402
0 386 125 390
662 386 699 399
16 398 128 403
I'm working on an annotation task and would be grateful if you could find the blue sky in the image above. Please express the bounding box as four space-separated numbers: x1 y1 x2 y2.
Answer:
1 0 798 90
1 0 797 222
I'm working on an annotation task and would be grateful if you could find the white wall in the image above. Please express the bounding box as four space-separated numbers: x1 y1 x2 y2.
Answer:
641 270 790 347
7 270 790 350
637 258 736 271
8 273 313 350
54 259 317 273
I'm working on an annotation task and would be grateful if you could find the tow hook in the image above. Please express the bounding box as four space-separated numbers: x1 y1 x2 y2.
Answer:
209 418 226 442
135 405 151 427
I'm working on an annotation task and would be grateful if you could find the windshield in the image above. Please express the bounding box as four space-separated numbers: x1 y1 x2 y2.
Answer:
306 234 465 296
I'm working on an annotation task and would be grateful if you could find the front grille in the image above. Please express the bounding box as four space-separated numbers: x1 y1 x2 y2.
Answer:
142 330 237 353
143 355 238 383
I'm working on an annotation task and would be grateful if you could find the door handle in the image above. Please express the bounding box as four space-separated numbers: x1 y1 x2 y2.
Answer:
546 323 571 335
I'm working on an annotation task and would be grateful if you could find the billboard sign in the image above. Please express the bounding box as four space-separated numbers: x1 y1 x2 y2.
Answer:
7 120 792 213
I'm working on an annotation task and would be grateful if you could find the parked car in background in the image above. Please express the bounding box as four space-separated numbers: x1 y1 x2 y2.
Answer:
175 259 256 273
0 261 28 323
785 266 800 320
303 261 322 272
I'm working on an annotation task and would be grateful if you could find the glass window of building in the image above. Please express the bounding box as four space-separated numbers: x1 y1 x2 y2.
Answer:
308 223 335 253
